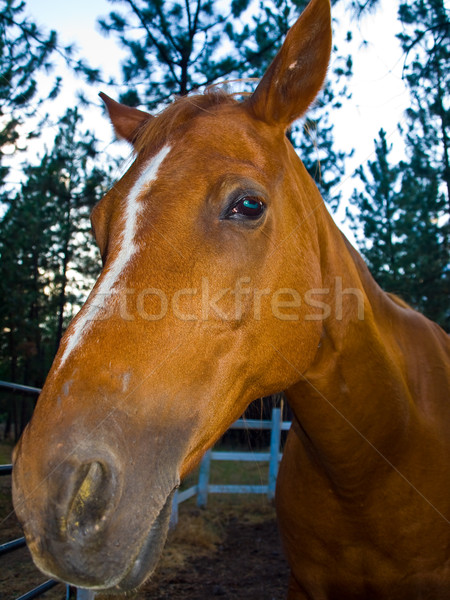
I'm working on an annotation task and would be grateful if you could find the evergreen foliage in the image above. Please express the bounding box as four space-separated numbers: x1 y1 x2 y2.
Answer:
349 130 448 327
0 0 102 186
397 0 449 222
0 0 57 184
350 0 381 17
0 109 107 390
348 130 401 288
98 0 251 109
349 0 449 329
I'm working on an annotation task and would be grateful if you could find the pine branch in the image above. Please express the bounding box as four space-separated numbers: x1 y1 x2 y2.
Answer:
123 0 179 83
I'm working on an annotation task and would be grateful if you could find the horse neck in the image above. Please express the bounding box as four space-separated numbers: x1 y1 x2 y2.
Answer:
285 203 449 489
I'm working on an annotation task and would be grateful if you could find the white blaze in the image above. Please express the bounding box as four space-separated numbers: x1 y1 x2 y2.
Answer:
58 145 172 369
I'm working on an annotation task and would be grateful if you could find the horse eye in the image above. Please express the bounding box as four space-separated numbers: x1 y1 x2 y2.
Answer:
228 196 265 220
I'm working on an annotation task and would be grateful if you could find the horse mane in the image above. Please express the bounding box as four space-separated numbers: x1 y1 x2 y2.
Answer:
387 293 412 309
134 90 240 155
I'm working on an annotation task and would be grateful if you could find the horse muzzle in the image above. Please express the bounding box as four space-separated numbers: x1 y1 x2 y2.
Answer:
12 429 179 591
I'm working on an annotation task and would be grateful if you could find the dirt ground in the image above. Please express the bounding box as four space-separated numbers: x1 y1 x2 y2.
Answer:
139 502 290 600
1 473 290 600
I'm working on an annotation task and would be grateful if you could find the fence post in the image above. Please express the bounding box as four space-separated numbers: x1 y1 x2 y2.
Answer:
76 588 96 599
197 449 211 507
170 489 179 528
268 408 282 500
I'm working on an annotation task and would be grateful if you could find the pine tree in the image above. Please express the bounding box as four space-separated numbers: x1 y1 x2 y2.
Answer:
0 0 57 183
349 126 448 328
0 109 108 391
0 0 102 186
396 140 448 325
98 0 253 109
397 0 449 223
348 0 449 329
350 0 381 17
347 130 403 290
0 4 107 435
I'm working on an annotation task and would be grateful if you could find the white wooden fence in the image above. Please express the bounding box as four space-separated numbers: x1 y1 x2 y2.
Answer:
170 407 291 525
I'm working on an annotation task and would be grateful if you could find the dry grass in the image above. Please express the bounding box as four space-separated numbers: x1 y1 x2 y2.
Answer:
0 441 13 464
155 495 275 574
158 509 224 572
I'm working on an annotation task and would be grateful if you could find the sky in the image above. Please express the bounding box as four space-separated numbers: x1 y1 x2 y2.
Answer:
21 0 411 245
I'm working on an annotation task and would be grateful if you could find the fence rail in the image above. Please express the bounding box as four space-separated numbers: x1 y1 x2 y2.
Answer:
0 381 42 395
171 407 291 524
0 381 68 599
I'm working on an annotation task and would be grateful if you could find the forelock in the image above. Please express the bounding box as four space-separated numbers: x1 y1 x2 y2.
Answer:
134 91 239 156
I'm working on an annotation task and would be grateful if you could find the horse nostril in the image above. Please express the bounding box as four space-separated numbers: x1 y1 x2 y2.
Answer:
66 461 115 540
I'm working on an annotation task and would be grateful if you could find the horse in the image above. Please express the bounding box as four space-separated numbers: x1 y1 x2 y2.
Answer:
12 0 450 597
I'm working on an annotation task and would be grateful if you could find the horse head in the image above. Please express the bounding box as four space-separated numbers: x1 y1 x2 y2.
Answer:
13 0 332 591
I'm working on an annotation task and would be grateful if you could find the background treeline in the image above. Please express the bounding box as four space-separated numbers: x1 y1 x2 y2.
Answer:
0 0 448 438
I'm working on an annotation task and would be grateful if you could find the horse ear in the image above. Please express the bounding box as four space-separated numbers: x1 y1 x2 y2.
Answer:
99 93 152 144
246 0 332 128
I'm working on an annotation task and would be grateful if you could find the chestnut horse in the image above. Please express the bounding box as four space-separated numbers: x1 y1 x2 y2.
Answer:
12 0 450 597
